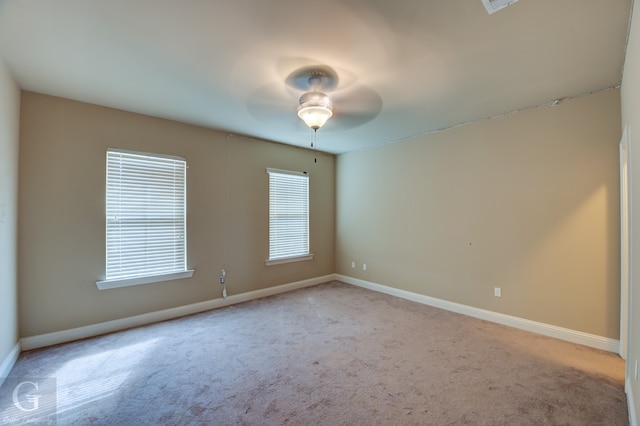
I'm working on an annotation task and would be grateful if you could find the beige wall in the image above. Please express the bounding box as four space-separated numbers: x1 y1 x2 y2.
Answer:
337 89 621 339
18 92 335 337
621 0 640 418
0 57 20 366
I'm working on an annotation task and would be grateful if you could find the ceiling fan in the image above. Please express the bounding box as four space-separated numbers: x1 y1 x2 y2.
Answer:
290 67 336 131
246 62 383 138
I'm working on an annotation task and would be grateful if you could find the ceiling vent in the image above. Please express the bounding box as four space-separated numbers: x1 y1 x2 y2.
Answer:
481 0 520 14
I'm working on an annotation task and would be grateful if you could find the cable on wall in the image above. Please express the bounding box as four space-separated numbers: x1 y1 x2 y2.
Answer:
220 134 232 299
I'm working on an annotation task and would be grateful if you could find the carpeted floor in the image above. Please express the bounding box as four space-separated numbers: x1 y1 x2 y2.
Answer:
0 281 629 425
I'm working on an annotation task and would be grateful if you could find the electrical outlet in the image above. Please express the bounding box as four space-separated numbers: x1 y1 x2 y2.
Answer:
351 261 355 269
363 263 367 271
494 287 501 298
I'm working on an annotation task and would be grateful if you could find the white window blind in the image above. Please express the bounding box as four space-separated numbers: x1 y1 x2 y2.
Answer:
105 149 187 281
268 169 309 261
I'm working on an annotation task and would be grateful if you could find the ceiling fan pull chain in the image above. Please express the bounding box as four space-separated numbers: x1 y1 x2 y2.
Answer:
313 129 317 163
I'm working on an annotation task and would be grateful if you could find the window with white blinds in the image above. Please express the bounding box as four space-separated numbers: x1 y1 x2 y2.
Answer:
99 149 191 289
267 168 312 264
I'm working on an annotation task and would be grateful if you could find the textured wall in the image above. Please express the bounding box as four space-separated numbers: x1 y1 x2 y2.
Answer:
336 89 621 339
18 92 335 336
0 57 20 367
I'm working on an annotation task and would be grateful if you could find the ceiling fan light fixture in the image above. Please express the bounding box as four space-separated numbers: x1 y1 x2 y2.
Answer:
297 91 333 130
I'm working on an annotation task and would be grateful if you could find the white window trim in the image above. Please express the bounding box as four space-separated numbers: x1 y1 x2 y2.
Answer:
96 148 193 290
265 254 314 266
96 270 194 290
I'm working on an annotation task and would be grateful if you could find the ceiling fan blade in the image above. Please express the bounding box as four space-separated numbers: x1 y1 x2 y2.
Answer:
327 84 383 130
246 83 302 129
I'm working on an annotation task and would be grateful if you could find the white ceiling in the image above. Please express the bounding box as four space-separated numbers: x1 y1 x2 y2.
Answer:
0 0 632 154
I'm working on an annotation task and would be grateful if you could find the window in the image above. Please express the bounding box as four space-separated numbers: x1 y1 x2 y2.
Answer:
96 149 193 290
267 168 313 265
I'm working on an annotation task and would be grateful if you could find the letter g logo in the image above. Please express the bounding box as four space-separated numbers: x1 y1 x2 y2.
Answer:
12 381 42 412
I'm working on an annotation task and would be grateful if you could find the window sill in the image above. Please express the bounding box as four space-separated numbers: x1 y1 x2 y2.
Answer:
96 270 195 290
265 254 314 266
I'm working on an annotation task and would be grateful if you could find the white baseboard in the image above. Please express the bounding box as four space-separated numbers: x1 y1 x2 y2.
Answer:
337 274 620 353
0 342 21 386
628 380 638 426
21 274 333 351
18 273 620 355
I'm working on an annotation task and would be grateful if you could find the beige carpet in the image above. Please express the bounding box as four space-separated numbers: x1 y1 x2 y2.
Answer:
0 281 628 425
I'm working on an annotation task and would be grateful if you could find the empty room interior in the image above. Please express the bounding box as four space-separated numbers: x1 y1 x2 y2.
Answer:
1 0 640 424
